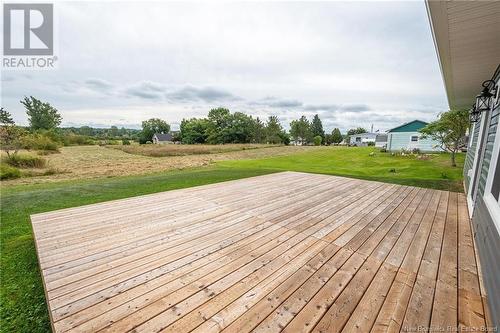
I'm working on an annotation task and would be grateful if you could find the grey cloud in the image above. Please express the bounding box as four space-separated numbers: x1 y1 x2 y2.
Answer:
124 81 167 100
85 78 114 90
249 97 303 108
303 104 339 112
168 86 239 102
339 104 371 112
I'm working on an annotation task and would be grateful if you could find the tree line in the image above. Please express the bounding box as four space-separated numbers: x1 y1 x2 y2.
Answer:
1 96 354 150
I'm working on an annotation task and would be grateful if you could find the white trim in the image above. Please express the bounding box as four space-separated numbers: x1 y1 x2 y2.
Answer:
483 108 500 231
466 115 488 216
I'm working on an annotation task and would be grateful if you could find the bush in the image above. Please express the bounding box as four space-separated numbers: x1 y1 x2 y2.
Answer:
313 135 322 146
367 142 375 146
3 153 46 168
122 139 131 145
0 164 21 180
22 133 60 151
64 133 94 146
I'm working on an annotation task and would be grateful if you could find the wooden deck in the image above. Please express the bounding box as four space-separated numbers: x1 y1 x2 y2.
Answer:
31 172 490 333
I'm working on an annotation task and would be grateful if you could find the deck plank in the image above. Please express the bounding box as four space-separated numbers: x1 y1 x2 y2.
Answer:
29 172 489 333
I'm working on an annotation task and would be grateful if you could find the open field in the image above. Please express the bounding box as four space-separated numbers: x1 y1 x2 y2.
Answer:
111 143 280 157
1 145 318 185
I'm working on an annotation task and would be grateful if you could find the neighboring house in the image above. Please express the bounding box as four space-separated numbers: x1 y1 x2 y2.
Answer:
386 120 442 152
349 132 388 147
349 132 377 146
152 133 173 144
427 1 500 327
375 134 387 148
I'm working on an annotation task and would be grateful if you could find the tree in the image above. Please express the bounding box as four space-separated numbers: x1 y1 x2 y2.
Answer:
290 116 312 145
331 128 343 145
324 134 332 145
21 96 62 130
222 112 255 143
265 115 284 144
180 118 209 144
206 107 231 144
0 108 14 125
419 109 469 167
313 135 322 146
250 117 266 144
0 109 26 157
109 126 119 138
311 114 325 142
140 118 170 143
347 127 367 135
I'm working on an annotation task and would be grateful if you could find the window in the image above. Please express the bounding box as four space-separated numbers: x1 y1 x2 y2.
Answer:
411 136 418 142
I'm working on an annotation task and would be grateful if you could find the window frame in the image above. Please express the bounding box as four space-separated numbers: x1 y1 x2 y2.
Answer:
410 135 419 142
483 88 500 234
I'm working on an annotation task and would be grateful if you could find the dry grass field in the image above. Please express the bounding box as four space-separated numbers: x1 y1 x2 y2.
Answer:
112 143 280 157
1 145 318 185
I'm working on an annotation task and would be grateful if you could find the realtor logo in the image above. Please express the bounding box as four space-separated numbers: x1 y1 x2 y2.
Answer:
3 3 54 56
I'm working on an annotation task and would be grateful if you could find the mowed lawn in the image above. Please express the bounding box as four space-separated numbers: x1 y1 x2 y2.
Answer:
0 146 464 332
219 146 465 192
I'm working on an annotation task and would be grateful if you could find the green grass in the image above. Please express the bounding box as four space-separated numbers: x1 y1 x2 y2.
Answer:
0 146 465 332
218 147 465 192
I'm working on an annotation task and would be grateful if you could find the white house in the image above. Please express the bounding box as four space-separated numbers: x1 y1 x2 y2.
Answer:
386 120 442 152
349 132 387 147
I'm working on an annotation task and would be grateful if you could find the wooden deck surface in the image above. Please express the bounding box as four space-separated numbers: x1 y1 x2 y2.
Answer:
31 172 490 332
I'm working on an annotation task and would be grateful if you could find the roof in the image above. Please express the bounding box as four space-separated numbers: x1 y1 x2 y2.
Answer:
425 1 500 109
387 120 428 133
153 133 173 141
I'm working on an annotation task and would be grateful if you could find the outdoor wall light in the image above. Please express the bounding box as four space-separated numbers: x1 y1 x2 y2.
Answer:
470 79 497 123
470 103 481 123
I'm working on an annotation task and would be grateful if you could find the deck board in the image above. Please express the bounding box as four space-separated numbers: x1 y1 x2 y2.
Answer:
30 172 490 333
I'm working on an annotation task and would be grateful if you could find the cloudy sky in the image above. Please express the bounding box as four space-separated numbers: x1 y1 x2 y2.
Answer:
1 1 448 132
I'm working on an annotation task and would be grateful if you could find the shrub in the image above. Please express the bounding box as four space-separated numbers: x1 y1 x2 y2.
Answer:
64 133 94 146
313 135 322 146
22 133 59 151
122 139 131 145
412 148 421 154
367 142 375 146
3 153 46 168
0 164 21 180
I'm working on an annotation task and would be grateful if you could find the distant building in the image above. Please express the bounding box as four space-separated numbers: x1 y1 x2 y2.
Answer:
386 120 442 152
349 132 386 147
152 133 173 144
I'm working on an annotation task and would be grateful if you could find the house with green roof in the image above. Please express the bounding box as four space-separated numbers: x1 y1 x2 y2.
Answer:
386 120 442 152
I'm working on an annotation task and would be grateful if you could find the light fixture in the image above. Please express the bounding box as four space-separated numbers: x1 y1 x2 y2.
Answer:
470 79 497 123
470 103 481 123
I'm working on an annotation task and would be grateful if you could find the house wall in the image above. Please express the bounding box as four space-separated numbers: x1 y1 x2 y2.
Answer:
387 132 442 152
464 70 500 329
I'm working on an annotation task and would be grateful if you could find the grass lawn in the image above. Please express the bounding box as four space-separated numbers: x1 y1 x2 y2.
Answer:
219 146 465 192
0 146 464 332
